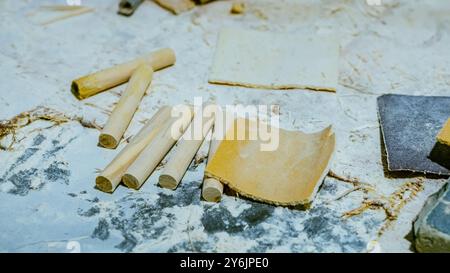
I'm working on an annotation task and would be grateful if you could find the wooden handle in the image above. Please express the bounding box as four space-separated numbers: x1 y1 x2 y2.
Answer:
122 106 193 190
71 48 175 99
99 64 153 149
159 112 215 189
95 106 172 193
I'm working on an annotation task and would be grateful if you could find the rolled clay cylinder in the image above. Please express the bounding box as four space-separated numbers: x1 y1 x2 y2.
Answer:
71 48 175 99
99 64 153 149
122 107 193 190
95 106 172 193
201 129 224 202
158 113 215 189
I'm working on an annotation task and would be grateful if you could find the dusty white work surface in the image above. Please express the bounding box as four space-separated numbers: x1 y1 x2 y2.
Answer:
0 0 449 252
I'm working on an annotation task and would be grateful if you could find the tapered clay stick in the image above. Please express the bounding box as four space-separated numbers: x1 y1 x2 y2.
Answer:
71 48 175 99
122 106 193 190
159 112 215 189
201 125 224 202
96 106 172 193
99 64 153 149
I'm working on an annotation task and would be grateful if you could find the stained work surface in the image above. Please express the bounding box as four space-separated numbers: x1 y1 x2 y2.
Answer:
1 0 450 252
209 27 339 91
205 119 335 206
377 94 450 176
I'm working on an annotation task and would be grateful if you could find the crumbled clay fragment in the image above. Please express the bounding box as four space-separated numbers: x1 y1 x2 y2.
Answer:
230 2 245 14
154 0 195 14
204 118 335 206
209 28 339 92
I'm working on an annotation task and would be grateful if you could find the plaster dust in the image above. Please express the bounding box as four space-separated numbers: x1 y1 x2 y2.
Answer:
0 0 449 252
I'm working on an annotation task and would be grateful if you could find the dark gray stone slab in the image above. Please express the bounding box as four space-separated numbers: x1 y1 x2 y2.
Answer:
414 181 450 253
377 94 450 176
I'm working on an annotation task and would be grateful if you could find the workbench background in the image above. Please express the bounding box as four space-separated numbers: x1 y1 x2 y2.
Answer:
0 0 449 252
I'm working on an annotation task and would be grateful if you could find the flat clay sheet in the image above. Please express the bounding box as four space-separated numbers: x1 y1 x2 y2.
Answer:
377 94 450 175
204 118 335 206
209 28 339 92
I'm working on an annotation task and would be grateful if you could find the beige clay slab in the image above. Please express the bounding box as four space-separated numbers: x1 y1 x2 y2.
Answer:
209 28 339 92
204 118 335 206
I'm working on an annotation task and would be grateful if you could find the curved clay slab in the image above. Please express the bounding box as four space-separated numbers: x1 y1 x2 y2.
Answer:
204 118 335 206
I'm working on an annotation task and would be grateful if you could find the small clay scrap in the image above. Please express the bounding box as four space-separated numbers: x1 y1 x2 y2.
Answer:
429 119 450 170
414 180 450 253
377 94 450 176
205 118 335 206
209 28 339 92
230 2 245 14
153 0 196 14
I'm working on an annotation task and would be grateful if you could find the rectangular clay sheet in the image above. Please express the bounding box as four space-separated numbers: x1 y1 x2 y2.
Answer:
377 94 450 176
209 28 339 92
204 118 335 206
